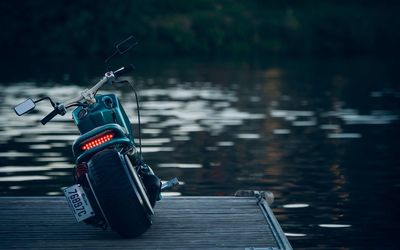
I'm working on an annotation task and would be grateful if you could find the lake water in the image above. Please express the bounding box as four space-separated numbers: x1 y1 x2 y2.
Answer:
0 57 399 249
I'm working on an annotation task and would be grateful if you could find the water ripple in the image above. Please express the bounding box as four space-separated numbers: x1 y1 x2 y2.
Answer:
0 176 52 182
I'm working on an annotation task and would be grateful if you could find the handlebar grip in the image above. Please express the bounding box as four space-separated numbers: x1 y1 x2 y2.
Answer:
113 64 135 78
41 108 59 125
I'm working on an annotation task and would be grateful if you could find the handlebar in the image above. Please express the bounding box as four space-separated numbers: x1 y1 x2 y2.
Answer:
61 65 134 107
113 64 135 78
41 108 59 125
40 65 134 125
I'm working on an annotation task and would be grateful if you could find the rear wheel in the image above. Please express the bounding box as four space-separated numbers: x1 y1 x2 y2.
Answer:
87 149 152 238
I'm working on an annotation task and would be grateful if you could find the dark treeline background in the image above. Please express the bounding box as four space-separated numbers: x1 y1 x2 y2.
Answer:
1 0 399 59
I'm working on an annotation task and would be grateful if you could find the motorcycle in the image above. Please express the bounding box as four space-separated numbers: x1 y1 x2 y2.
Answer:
13 36 178 238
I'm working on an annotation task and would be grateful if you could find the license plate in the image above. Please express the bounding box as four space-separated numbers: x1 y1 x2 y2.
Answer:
64 184 95 222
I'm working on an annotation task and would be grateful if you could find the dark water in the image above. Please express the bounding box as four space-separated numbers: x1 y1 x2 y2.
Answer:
0 57 399 249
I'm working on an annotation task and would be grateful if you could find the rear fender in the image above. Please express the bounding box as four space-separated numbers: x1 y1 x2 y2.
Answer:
72 124 134 164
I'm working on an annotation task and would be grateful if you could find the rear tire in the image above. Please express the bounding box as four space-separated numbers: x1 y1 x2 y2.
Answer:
87 149 152 238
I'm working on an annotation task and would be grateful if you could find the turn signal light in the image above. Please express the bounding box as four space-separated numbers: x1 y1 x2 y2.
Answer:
81 132 114 151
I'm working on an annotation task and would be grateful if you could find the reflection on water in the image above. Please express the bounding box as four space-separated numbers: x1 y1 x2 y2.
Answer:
0 58 399 249
285 233 307 237
283 203 310 208
319 224 352 228
158 163 203 169
0 175 52 182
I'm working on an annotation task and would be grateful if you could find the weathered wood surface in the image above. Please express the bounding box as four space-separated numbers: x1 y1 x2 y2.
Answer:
0 196 289 250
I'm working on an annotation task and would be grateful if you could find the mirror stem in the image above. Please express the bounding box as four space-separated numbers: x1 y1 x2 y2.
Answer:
34 97 56 107
104 50 118 72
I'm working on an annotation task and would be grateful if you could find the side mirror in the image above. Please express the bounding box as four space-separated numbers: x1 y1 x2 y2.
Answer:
116 36 138 54
105 35 138 71
14 99 36 116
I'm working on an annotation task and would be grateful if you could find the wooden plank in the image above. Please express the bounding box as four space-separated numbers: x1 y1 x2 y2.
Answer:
0 196 290 250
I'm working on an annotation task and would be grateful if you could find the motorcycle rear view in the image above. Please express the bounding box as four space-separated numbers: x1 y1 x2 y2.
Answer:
14 36 178 238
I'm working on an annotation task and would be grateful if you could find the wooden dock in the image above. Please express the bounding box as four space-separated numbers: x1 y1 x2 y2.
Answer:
0 195 292 250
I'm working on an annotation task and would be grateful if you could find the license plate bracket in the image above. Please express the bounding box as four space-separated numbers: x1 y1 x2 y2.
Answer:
64 184 95 222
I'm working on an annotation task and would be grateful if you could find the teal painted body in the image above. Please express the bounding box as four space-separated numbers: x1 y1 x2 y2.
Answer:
71 94 135 164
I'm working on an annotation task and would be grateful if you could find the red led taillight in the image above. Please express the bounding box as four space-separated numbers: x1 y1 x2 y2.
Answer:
81 132 114 151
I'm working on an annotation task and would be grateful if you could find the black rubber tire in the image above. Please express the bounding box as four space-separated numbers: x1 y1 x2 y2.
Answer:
87 149 152 238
